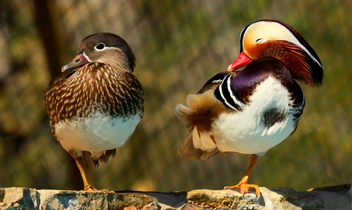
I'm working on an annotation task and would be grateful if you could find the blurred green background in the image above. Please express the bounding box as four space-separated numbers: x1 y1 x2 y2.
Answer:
0 0 351 192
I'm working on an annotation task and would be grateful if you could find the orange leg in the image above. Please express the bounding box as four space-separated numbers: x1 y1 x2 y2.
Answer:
74 156 98 191
224 154 261 197
74 156 112 193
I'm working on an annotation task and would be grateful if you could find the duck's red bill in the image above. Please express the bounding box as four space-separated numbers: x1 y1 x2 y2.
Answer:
228 52 252 72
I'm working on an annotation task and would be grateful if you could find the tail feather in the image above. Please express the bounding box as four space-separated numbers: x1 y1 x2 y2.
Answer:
175 103 193 127
177 131 219 160
175 92 216 132
175 89 222 160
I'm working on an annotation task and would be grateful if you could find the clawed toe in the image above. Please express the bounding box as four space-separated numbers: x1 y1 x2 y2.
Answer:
84 185 98 192
224 184 261 197
84 185 114 193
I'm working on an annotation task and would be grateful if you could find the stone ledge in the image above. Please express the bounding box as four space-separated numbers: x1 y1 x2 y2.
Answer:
0 184 351 209
0 188 157 210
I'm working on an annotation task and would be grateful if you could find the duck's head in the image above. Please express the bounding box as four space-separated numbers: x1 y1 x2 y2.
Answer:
228 19 323 86
62 33 136 73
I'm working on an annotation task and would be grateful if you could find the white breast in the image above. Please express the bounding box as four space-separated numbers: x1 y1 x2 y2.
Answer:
54 111 142 159
213 76 296 155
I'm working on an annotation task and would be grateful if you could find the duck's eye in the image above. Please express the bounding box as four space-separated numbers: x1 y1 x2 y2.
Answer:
255 38 265 44
95 43 105 50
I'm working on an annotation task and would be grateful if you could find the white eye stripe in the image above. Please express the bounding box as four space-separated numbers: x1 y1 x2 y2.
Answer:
94 44 119 51
103 46 119 49
84 45 122 62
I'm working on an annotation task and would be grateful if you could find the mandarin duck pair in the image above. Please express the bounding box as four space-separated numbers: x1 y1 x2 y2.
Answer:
44 19 323 196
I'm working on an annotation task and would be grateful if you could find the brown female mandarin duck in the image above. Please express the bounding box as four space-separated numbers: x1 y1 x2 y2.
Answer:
44 33 144 191
175 20 323 197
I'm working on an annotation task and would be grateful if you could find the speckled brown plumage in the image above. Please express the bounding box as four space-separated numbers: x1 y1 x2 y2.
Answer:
43 32 144 191
44 62 143 134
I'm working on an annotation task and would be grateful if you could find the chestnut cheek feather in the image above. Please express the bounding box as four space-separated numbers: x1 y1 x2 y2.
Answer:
253 41 322 86
276 42 320 86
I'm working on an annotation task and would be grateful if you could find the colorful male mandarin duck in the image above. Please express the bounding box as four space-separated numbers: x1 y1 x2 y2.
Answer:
175 20 323 196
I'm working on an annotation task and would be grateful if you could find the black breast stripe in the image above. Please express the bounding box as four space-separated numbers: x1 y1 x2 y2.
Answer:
214 75 243 111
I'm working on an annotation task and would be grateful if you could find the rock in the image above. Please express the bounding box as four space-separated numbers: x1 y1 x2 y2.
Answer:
0 188 158 210
0 184 351 209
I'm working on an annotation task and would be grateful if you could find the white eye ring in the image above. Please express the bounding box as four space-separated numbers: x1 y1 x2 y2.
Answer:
94 43 105 50
255 38 265 44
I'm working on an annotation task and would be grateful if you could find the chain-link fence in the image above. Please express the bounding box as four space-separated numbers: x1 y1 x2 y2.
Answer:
0 0 351 192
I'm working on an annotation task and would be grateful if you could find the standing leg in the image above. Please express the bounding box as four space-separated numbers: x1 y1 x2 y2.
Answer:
224 154 260 197
74 156 97 191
